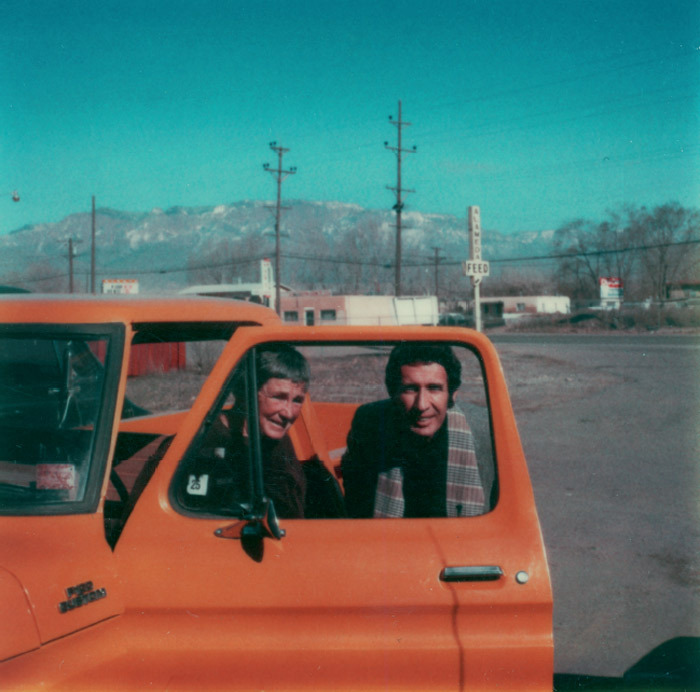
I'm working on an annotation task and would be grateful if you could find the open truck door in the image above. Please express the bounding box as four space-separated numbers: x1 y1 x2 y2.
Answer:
111 325 552 691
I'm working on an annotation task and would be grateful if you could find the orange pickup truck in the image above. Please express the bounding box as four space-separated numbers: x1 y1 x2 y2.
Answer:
0 295 552 691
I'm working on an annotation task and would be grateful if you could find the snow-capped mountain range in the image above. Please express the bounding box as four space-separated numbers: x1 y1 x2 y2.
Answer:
0 200 556 293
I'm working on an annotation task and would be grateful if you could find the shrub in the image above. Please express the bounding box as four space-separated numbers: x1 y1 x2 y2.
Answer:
504 306 700 332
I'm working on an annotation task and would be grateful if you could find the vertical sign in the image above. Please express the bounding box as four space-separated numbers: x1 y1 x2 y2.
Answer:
261 258 274 310
468 206 482 332
469 206 482 262
465 207 489 282
261 258 274 292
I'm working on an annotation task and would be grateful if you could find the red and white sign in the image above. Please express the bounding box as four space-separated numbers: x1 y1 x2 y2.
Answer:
102 279 139 295
600 277 623 300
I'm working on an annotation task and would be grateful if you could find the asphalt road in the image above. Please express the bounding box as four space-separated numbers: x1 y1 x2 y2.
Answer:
490 333 700 682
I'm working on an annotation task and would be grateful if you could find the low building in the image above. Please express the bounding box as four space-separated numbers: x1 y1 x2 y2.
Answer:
451 295 570 322
280 293 438 326
180 258 279 309
179 258 438 326
665 280 700 301
482 295 570 315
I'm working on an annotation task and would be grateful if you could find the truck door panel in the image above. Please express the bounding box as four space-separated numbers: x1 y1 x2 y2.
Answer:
113 327 552 690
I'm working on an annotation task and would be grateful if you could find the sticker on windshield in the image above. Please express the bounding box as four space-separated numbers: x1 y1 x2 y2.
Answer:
37 464 76 491
187 474 209 496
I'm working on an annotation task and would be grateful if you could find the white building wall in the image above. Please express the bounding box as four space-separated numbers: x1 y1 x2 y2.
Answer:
344 296 397 325
484 295 570 314
342 296 438 325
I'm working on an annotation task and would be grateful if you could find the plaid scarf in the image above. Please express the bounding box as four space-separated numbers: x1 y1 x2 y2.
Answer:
373 407 485 518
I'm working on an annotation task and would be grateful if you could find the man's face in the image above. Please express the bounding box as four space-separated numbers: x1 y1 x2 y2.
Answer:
395 362 450 438
257 377 307 440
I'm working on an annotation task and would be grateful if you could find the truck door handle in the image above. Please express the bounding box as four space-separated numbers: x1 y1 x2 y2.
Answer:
440 566 504 582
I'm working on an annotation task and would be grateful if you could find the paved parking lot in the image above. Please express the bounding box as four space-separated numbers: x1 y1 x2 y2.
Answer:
492 333 700 682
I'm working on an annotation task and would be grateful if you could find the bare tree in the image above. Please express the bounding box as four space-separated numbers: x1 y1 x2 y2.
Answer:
333 219 393 294
6 261 64 293
553 203 699 304
284 222 333 290
553 218 602 301
596 206 638 290
485 267 557 297
186 235 269 286
631 203 700 301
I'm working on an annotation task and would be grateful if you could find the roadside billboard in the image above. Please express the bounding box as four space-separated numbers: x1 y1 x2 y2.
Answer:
600 277 623 300
102 279 139 295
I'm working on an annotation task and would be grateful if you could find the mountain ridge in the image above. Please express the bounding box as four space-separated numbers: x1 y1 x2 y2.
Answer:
0 200 556 293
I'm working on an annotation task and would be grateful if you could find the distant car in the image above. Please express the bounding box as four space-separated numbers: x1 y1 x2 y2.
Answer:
438 311 473 327
439 312 506 329
0 294 552 691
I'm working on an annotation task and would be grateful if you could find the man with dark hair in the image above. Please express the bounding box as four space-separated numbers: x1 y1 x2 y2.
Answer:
341 342 486 518
384 342 462 408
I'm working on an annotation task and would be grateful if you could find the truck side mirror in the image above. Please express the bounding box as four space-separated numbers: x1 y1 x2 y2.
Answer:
214 498 286 541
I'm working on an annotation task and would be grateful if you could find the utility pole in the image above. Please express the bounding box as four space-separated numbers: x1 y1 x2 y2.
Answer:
66 238 83 293
263 142 296 316
432 246 444 300
464 206 490 332
68 238 77 293
385 100 416 297
90 196 96 294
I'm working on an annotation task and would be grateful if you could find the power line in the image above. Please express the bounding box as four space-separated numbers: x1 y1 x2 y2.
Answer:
443 237 700 267
240 45 697 167
416 89 696 153
422 46 699 121
431 246 444 299
282 237 700 269
13 238 699 286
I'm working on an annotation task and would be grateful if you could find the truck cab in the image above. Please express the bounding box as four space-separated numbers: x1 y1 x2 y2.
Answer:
0 294 552 691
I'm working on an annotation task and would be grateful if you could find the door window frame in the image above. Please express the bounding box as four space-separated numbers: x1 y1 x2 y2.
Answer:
168 329 497 523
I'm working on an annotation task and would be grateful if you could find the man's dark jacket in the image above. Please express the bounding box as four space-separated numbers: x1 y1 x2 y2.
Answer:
341 399 495 518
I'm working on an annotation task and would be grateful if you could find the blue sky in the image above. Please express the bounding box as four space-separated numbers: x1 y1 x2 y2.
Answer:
1 0 698 235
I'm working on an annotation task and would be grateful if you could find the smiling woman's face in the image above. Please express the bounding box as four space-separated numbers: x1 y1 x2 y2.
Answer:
256 377 307 440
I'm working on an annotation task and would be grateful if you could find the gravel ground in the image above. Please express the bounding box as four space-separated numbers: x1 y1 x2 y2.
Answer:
125 329 700 687
492 333 700 685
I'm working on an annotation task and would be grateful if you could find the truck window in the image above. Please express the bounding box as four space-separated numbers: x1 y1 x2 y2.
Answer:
0 329 119 515
124 337 227 415
171 341 496 520
106 329 230 543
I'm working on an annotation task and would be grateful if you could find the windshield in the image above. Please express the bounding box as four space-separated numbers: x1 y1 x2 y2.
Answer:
0 327 121 514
